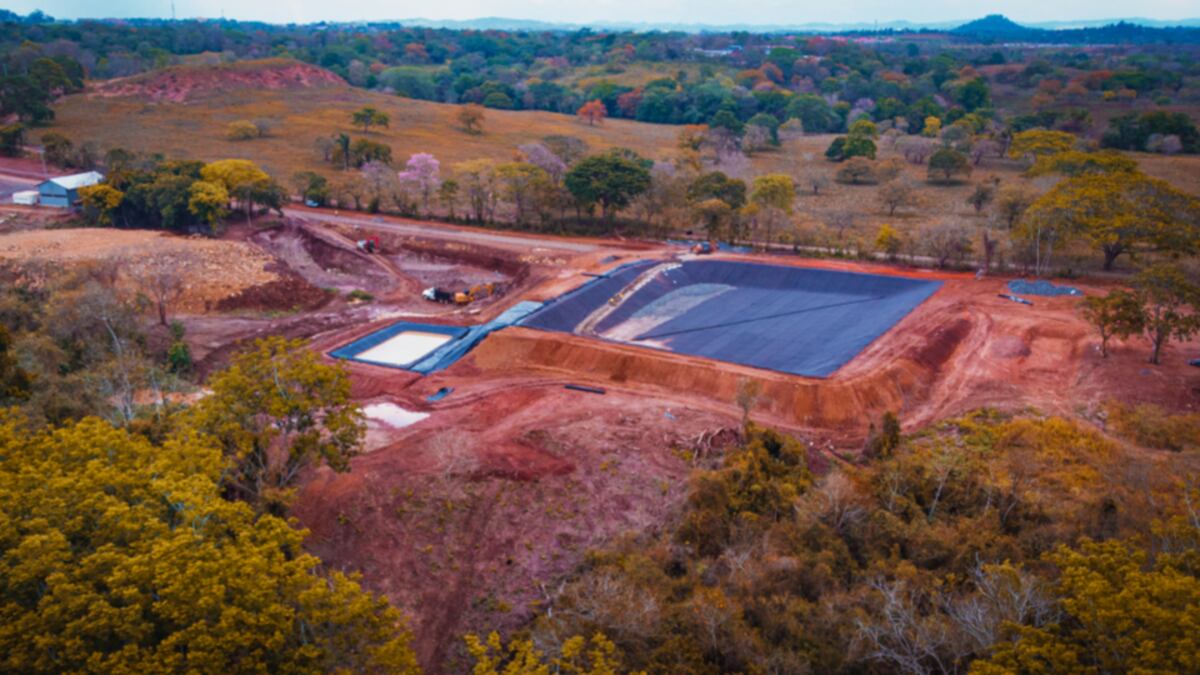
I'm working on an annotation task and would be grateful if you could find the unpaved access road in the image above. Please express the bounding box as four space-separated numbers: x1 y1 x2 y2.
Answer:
283 207 599 253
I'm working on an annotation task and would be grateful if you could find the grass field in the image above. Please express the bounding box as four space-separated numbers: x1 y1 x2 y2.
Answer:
46 76 1200 264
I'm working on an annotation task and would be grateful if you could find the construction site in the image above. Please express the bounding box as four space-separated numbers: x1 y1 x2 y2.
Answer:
1 204 1197 669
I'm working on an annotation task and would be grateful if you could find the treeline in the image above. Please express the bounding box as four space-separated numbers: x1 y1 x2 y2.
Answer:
507 412 1200 673
2 10 1198 150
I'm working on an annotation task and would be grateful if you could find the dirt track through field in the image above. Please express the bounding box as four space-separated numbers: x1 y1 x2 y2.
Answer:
284 207 599 253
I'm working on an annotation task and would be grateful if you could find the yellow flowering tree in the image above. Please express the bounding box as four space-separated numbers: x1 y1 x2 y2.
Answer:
190 337 365 514
0 412 418 674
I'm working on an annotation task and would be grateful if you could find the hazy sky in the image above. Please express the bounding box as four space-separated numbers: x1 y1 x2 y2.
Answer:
7 0 1199 25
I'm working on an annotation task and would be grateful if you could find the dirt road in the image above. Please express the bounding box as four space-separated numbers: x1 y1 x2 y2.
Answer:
284 207 602 254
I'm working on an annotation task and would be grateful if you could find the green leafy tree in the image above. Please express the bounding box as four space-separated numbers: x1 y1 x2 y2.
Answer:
351 106 390 132
687 171 747 210
191 337 365 513
0 123 24 157
927 147 971 184
1132 264 1200 365
1080 290 1145 357
0 413 419 674
564 151 652 222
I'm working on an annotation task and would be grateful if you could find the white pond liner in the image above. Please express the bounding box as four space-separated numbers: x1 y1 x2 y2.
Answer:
363 402 430 429
353 330 454 367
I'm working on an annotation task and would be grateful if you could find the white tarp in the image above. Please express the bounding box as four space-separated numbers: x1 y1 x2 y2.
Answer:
354 330 454 366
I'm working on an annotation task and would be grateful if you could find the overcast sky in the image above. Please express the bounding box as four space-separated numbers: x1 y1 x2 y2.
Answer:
7 0 1199 25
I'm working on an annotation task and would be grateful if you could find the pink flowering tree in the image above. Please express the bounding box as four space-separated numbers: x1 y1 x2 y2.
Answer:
397 152 441 215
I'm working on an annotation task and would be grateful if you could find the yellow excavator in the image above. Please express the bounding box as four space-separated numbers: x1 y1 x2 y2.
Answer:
454 282 499 305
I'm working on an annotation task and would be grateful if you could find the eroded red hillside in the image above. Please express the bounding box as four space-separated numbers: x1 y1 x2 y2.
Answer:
90 58 346 102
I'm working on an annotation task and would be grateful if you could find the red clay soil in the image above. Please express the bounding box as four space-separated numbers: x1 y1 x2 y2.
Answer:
254 227 1197 673
293 385 743 673
466 265 1198 441
90 59 346 103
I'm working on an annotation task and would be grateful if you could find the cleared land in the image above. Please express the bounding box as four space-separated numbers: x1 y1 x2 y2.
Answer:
2 207 1195 672
0 228 278 312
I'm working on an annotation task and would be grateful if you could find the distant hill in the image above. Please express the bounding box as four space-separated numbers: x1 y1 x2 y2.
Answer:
392 14 1200 36
952 14 1040 39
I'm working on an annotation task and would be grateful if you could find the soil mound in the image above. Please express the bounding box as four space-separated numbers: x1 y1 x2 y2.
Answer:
90 58 347 103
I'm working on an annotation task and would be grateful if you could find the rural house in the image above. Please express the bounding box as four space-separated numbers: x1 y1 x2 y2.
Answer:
36 171 104 208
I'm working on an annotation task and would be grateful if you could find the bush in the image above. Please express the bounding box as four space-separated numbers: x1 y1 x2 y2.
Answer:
1105 401 1200 452
346 289 375 302
226 120 260 141
835 157 876 185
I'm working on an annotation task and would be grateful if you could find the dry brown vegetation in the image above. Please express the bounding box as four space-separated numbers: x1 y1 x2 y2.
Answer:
48 73 1200 264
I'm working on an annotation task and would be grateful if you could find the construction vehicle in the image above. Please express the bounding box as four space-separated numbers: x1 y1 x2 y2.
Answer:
356 236 380 253
423 282 502 305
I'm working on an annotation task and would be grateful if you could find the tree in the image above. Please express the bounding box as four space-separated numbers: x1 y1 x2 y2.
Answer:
292 171 330 206
130 256 184 326
928 147 971 184
351 106 389 132
334 133 352 170
0 413 419 674
922 116 942 138
835 157 876 185
1026 149 1139 177
1023 170 1200 270
975 541 1200 675
1009 129 1076 162
0 123 24 157
826 131 877 162
191 337 365 513
564 151 652 222
875 224 903 260
921 222 973 268
40 131 73 167
496 162 551 224
0 326 32 405
1132 265 1200 365
467 631 631 675
200 159 272 225
1080 290 1144 357
77 184 124 226
457 103 485 134
878 180 917 216
994 185 1036 229
187 180 229 232
454 159 499 223
397 152 441 215
577 99 607 126
687 171 746 210
693 198 734 241
967 183 995 213
749 174 795 244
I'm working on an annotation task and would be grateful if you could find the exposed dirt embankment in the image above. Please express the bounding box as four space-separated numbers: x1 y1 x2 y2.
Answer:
468 309 972 439
90 58 346 103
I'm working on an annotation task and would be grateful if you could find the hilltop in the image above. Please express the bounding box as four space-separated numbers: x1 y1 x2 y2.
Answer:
90 58 346 103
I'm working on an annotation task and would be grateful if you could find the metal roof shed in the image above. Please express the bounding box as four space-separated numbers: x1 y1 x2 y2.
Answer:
37 171 104 208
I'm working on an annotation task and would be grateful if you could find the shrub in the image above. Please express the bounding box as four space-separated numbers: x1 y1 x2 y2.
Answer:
226 120 260 141
835 157 876 184
1105 401 1200 452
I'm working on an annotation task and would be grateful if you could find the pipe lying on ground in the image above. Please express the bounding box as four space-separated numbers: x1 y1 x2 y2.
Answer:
564 384 607 395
